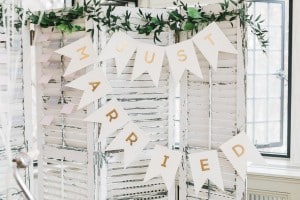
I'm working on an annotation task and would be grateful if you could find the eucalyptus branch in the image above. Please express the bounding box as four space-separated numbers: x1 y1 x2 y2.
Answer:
0 0 268 51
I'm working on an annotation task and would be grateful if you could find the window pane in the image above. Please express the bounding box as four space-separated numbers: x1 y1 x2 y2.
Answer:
247 0 290 156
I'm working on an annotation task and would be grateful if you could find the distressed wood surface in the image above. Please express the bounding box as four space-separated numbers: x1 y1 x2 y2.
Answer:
0 7 28 199
98 7 176 200
179 6 246 200
36 19 96 200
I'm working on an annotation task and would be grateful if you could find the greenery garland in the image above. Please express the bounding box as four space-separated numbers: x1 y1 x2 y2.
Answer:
0 0 268 51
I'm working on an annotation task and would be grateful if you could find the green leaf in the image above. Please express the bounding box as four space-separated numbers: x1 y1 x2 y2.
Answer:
183 22 194 31
187 7 200 18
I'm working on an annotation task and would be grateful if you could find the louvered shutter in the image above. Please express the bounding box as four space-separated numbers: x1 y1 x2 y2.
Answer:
98 7 176 199
35 20 96 200
178 5 246 200
0 2 30 199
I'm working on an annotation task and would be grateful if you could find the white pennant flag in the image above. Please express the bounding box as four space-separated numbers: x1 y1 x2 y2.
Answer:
84 98 130 141
106 122 150 168
166 40 203 84
55 36 98 76
220 134 266 180
192 22 237 71
132 43 165 86
65 68 112 110
144 145 182 191
99 32 137 76
189 150 224 193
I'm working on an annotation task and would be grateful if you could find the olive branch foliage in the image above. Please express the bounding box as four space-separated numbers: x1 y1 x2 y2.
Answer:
0 0 268 51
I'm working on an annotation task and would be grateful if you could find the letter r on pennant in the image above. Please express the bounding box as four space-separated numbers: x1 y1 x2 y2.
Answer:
125 132 138 146
106 109 118 122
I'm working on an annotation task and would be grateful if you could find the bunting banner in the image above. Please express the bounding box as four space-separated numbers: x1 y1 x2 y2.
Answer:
51 22 264 193
189 150 224 193
219 133 266 180
106 122 150 168
132 43 165 86
166 40 203 84
98 32 137 76
55 36 98 76
65 68 112 110
192 22 237 71
144 145 182 191
84 98 130 141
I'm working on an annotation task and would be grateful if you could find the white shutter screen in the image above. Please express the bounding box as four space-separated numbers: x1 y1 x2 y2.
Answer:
36 20 96 200
0 2 29 199
98 7 176 199
178 5 246 200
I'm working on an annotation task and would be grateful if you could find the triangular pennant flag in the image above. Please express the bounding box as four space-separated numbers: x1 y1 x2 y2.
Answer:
220 134 266 180
55 36 98 76
144 145 182 191
166 40 203 84
98 32 137 76
189 150 224 193
84 98 130 141
192 22 237 71
132 43 165 86
65 68 112 109
106 122 150 168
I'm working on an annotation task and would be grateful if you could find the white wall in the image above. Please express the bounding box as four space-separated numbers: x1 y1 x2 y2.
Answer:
291 0 300 165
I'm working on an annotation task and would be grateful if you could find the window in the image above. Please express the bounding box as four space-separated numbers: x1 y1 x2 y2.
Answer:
247 0 291 157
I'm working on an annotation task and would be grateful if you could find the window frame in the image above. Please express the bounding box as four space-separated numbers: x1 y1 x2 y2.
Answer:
247 0 292 158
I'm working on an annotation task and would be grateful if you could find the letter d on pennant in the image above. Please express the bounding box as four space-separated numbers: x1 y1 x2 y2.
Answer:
232 144 245 157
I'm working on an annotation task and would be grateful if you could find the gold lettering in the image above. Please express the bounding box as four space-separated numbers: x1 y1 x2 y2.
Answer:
125 132 138 146
161 155 169 167
116 43 129 52
200 159 210 171
177 49 187 62
106 109 118 122
76 46 90 60
204 33 215 45
232 144 245 157
89 81 101 92
144 51 156 64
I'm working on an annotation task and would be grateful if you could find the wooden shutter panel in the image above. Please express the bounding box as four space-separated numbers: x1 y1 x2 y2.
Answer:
36 20 96 200
178 5 246 200
98 7 176 199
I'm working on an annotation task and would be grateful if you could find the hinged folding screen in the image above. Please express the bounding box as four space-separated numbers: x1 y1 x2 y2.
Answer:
178 5 246 200
0 2 31 199
97 7 176 199
35 19 96 200
35 4 246 200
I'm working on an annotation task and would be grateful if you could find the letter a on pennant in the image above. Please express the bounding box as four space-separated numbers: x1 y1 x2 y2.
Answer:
65 68 112 109
106 122 150 168
144 145 182 191
84 98 131 141
55 36 99 76
220 133 266 180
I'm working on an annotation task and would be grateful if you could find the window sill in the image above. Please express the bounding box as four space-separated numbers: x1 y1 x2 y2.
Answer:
247 158 300 180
